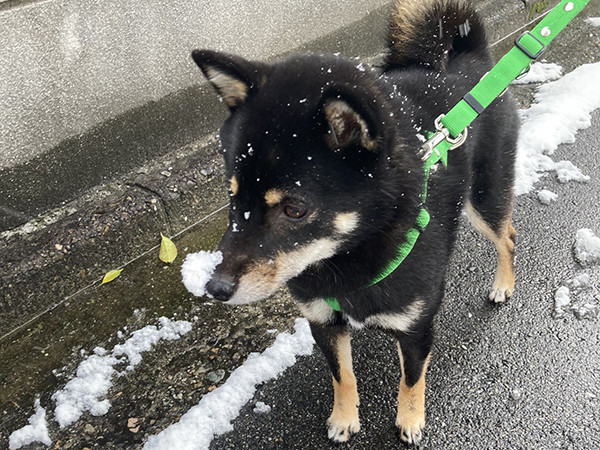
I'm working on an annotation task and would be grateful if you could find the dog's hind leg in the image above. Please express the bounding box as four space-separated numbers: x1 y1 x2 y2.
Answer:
393 324 433 445
466 199 516 303
309 320 360 443
467 139 517 303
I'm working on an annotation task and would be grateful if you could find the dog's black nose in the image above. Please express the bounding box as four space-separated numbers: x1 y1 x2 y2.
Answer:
206 276 237 302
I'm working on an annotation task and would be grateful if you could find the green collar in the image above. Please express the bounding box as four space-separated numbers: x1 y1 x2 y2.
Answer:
325 207 430 313
325 131 443 313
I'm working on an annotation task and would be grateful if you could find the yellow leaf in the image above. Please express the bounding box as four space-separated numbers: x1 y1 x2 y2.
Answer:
159 232 178 263
101 268 123 285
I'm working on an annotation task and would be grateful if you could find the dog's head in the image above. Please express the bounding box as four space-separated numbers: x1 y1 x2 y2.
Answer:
191 50 418 304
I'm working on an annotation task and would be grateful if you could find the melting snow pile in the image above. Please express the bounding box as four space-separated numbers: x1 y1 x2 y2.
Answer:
181 251 223 297
8 399 52 449
511 62 562 85
537 189 558 205
144 318 314 450
554 274 599 320
253 401 272 414
554 230 600 320
515 62 600 195
574 228 600 266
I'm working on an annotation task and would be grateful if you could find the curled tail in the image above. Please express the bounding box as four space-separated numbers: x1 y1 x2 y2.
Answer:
385 0 488 72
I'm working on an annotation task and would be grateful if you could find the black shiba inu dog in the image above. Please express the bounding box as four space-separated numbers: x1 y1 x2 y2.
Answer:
192 0 518 444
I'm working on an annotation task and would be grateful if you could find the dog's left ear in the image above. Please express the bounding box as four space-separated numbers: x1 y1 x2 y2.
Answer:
321 86 381 153
192 49 266 111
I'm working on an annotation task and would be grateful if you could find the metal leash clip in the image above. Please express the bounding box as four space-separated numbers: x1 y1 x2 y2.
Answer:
419 114 468 161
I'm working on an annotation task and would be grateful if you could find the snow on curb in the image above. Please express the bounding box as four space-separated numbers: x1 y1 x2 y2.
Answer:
143 318 315 450
8 317 193 448
53 317 192 427
515 62 600 195
8 399 52 449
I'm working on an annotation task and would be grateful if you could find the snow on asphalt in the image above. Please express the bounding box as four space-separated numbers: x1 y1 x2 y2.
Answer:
514 62 600 195
143 319 314 450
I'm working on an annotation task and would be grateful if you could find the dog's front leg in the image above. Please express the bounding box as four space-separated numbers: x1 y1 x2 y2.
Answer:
394 326 433 445
309 320 360 443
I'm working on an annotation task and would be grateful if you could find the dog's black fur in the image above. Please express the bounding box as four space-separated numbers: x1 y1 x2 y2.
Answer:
192 0 518 443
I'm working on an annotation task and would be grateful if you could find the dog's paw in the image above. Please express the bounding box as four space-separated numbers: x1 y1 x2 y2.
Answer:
489 284 513 303
396 411 425 445
327 413 360 443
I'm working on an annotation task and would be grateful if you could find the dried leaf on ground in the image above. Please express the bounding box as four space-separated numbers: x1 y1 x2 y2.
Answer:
101 268 123 285
159 232 178 263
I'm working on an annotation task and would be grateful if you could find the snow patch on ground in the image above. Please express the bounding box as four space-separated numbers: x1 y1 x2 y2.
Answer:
515 62 600 195
512 62 562 85
53 317 192 428
181 250 223 297
585 17 600 27
8 399 52 449
53 348 118 427
537 189 558 205
253 401 272 414
144 318 315 450
554 286 571 316
554 274 599 320
574 228 600 266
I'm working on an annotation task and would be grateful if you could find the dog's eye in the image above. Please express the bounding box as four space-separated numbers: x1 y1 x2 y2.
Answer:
283 205 307 220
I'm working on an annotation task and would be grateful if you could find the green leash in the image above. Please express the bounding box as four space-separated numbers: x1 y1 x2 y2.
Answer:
441 0 591 138
325 0 590 313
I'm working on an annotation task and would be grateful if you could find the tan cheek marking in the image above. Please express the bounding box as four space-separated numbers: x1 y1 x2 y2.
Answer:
328 333 360 442
227 238 340 304
334 212 359 235
396 349 430 443
230 176 239 196
226 259 279 305
275 238 339 281
265 188 284 206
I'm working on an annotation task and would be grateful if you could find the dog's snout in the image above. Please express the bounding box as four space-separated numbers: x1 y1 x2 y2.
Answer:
206 276 237 302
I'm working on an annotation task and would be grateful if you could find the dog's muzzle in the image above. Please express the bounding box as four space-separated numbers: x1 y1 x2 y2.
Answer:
206 275 237 302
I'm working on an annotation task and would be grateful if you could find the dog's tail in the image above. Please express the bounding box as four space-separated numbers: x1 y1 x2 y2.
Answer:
385 0 488 72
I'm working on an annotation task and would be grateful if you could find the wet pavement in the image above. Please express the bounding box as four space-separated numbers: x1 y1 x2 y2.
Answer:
1 1 600 449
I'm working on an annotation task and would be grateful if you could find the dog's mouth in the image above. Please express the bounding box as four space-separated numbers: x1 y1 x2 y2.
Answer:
206 237 341 305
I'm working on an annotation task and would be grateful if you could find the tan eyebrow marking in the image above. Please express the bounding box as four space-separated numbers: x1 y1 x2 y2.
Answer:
230 176 239 196
264 188 284 206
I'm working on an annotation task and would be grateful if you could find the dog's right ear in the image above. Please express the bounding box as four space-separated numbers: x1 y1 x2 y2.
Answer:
191 49 265 111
